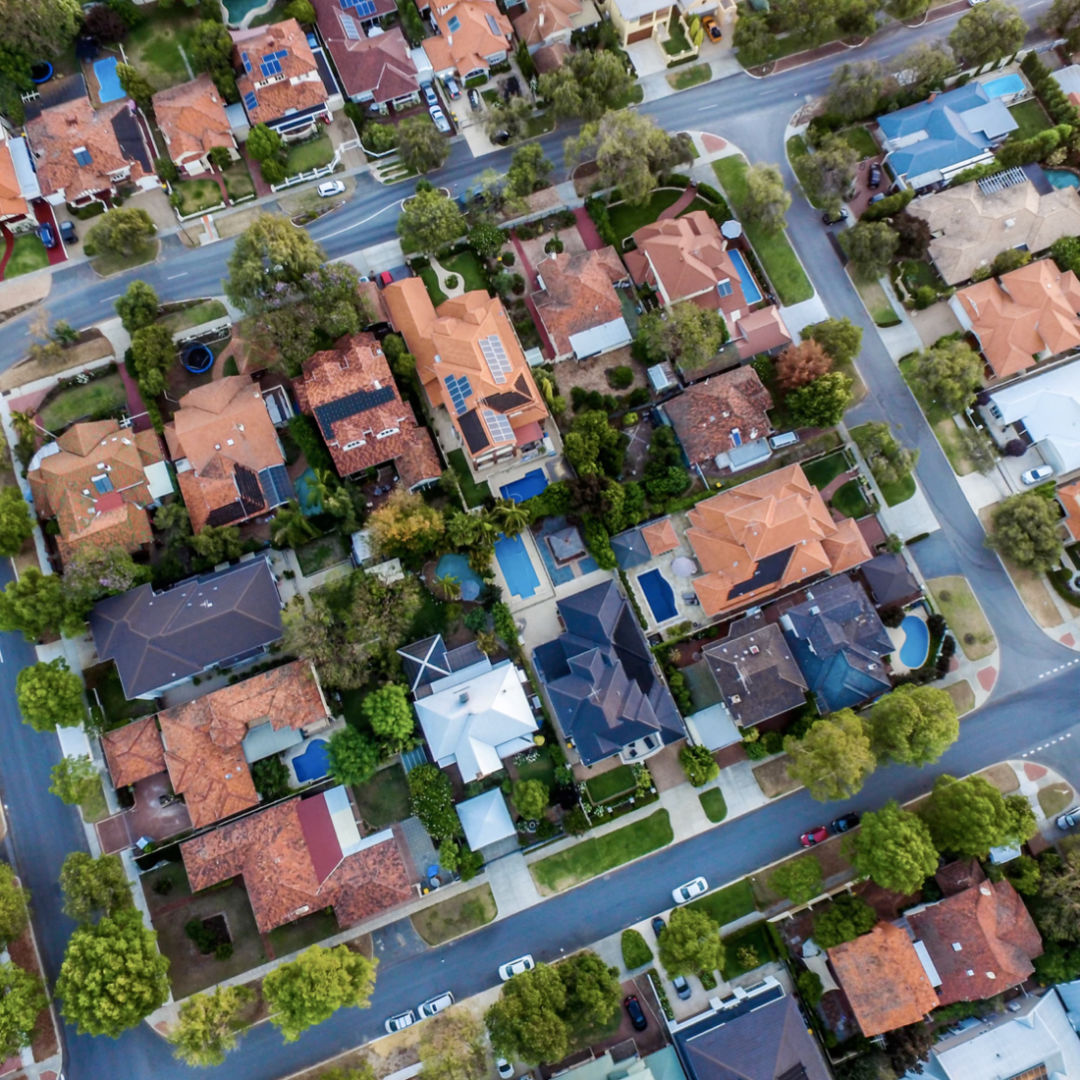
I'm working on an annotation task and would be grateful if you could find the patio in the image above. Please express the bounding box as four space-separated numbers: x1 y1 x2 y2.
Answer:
95 771 191 855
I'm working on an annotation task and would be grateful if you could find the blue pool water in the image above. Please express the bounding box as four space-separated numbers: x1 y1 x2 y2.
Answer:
94 57 124 103
293 739 330 782
436 552 484 601
638 569 677 623
729 249 763 305
1045 168 1080 189
500 468 548 503
295 468 322 515
982 72 1025 99
494 533 540 599
899 614 930 668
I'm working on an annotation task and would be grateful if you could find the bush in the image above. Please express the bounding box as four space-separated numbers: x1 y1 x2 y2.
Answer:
760 730 784 755
621 929 653 969
445 274 459 289
607 365 634 390
679 744 719 787
501 251 515 266
797 969 824 1007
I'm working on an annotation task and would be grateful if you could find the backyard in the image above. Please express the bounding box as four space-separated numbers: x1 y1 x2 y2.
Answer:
284 134 335 176
353 764 412 829
3 234 48 280
411 884 496 945
83 661 156 730
172 178 224 217
1008 99 1052 141
802 450 851 490
37 372 127 432
447 449 491 508
123 10 201 92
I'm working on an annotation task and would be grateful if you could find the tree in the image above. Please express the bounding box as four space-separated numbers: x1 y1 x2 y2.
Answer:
486 963 569 1064
225 212 326 313
883 1023 935 1077
566 111 692 206
559 951 620 1030
0 962 44 1060
769 856 823 904
190 18 238 99
115 62 153 110
538 49 634 122
469 221 505 260
246 122 283 163
49 755 100 808
1052 233 1080 275
506 143 552 199
1034 856 1080 943
657 906 724 978
915 338 983 413
362 685 414 753
419 1011 488 1080
1045 0 1080 48
784 711 876 801
856 420 918 488
494 499 530 538
889 0 931 20
169 985 255 1067
0 487 30 559
129 322 175 399
513 780 548 821
15 658 85 732
408 763 459 842
849 801 939 894
483 96 535 144
989 492 1064 571
190 522 242 564
82 2 129 43
679 744 719 787
992 247 1031 276
0 866 28 947
2 0 81 56
796 969 824 1007
743 163 791 230
59 852 133 923
397 186 466 255
775 340 832 391
800 133 858 211
154 501 192 549
813 894 877 948
270 500 319 548
397 116 450 174
327 726 381 787
921 773 1033 858
893 42 955 97
805 318 862 366
635 304 728 374
825 61 886 122
368 489 445 558
262 944 377 1043
563 410 626 478
55 909 170 1037
284 0 316 19
0 568 75 641
84 207 156 258
115 279 159 332
785 372 853 428
949 0 1027 67
840 220 898 279
869 684 958 766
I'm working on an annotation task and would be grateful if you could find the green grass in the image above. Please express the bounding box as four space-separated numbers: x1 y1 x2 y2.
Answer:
842 126 878 159
531 810 673 894
284 134 335 176
79 779 109 824
721 922 776 977
267 909 338 957
854 274 900 327
221 160 255 202
38 372 128 431
688 877 757 927
515 749 556 789
1008 99 1052 142
91 239 158 277
667 63 711 91
787 135 824 210
802 450 850 490
417 264 448 306
525 113 556 139
712 157 813 305
621 928 653 969
157 299 228 335
411 884 496 945
700 788 727 823
737 27 818 67
353 764 413 827
830 478 874 518
849 423 915 506
662 11 691 54
124 10 200 91
607 189 684 246
439 249 489 292
250 0 293 26
927 575 996 662
447 448 491 507
407 582 450 640
584 764 636 804
296 532 348 576
83 661 156 730
172 178 223 216
3 234 48 279
899 259 944 293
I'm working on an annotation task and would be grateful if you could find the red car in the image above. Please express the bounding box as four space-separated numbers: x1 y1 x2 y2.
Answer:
378 270 394 287
800 826 829 847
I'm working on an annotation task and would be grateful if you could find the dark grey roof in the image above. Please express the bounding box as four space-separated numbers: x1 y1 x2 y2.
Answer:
89 558 283 699
860 553 921 608
611 528 651 569
111 106 151 172
313 385 396 438
397 633 486 694
728 546 792 600
459 410 490 454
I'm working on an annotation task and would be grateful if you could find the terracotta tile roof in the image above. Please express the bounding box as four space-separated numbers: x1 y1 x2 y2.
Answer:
0 141 28 219
422 0 512 77
101 717 166 788
25 97 147 200
828 922 939 1036
293 332 441 486
908 880 1043 1005
533 247 628 360
935 857 986 897
512 0 583 45
27 419 165 564
662 368 773 464
533 42 570 74
641 517 679 556
383 281 548 461
733 306 792 360
158 660 328 829
152 74 234 166
955 259 1080 379
311 4 417 104
686 463 872 617
1060 479 1080 542
232 19 329 126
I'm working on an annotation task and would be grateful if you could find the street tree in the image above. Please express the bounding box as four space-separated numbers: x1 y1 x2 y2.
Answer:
869 684 958 766
785 371 854 428
889 0 932 20
800 133 858 211
397 185 466 256
825 61 887 121
362 685 415 753
657 906 725 978
840 220 899 279
397 116 450 173
262 944 377 1043
0 866 28 947
849 801 939 894
116 62 153 110
769 855 823 904
893 42 955 97
1 0 81 56
0 486 32 557
169 985 255 1067
419 1011 488 1080
812 894 877 948
129 323 175 399
55 909 170 1037
59 853 133 923
784 711 876 801
1045 0 1080 49
506 143 553 199
0 962 45 1061
805 317 863 366
368 489 446 557
856 421 918 489
538 49 634 121
15 658 86 732
921 773 1035 858
914 338 983 413
635 304 728 374
483 96 534 144
949 0 1027 67
513 780 549 821
559 951 621 1030
955 428 998 474
49 755 100 808
327 726 382 787
84 207 156 258
190 19 237 98
775 340 832 391
115 280 159 332
225 213 326 311
486 963 569 1064
0 568 76 641
743 163 791 230
989 492 1064 571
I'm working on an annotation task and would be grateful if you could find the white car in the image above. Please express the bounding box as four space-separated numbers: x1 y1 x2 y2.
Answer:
384 1010 416 1034
317 180 345 198
1021 463 1054 485
672 877 708 904
498 954 535 981
496 1059 514 1079
418 991 454 1018
429 105 451 134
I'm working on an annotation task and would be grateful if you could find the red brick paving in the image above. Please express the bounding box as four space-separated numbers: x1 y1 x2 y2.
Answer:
1024 763 1047 781
0 224 13 279
573 207 605 251
700 134 727 153
977 666 997 692
1060 632 1075 646
657 183 698 220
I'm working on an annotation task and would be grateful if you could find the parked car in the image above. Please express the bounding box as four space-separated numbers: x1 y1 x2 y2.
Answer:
701 13 722 38
378 270 394 287
624 994 648 1031
768 431 799 449
38 222 56 248
1021 463 1054 485
418 992 454 1018
868 192 886 204
468 87 481 111
504 75 521 99
672 877 708 904
422 83 439 108
1058 807 1080 830
317 180 345 197
498 954 535 981
492 129 511 145
443 74 461 99
822 207 848 225
651 916 666 938
429 105 451 134
59 220 77 244
829 813 860 834
672 975 692 1000
868 162 882 187
385 1010 416 1034
496 1059 514 1079
800 825 829 847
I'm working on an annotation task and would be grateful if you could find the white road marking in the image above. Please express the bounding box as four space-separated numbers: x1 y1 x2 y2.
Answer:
166 272 188 279
319 200 403 240
104 293 122 300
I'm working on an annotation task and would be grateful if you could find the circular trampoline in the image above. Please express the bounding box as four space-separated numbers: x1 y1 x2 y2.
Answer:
30 62 54 84
181 342 214 374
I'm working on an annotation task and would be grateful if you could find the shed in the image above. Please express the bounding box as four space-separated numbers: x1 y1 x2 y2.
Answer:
456 788 517 856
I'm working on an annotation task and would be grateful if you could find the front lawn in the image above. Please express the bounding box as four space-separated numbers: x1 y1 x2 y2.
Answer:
284 134 335 176
38 372 128 431
927 575 996 661
721 922 776 977
1008 99 1052 142
222 160 255 202
447 448 491 507
802 450 850 490
440 249 489 292
699 788 727 823
584 764 636 804
84 661 156 730
607 189 685 247
531 810 673 894
353 763 412 828
850 423 915 506
842 126 878 159
157 299 227 335
411 884 496 945
688 877 756 927
830 477 874 518
173 178 223 216
4 234 48 279
417 264 448 306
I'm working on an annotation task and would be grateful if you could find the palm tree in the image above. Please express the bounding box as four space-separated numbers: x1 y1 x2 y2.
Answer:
476 630 498 656
437 574 462 601
304 468 335 512
474 510 501 549
271 501 319 549
494 499 529 538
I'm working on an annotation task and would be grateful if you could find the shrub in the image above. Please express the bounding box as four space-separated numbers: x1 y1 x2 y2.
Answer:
445 274 459 289
797 969 824 1007
607 365 634 390
501 251 515 266
621 929 653 969
679 745 719 787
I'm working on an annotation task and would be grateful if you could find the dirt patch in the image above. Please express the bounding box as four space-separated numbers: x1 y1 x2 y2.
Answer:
752 755 798 799
0 329 114 391
978 763 1019 794
410 884 496 945
909 298 962 348
1039 782 1074 820
7 927 57 1062
214 207 272 240
551 347 646 397
943 680 975 715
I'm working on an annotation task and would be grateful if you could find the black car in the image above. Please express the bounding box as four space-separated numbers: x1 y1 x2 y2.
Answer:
868 162 882 187
468 87 481 111
59 220 77 244
829 812 860 834
504 75 521 97
624 994 647 1031
651 916 665 938
822 207 849 225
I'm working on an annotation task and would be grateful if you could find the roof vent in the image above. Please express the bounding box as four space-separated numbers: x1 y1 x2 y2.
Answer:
809 605 820 616
434 354 441 363
979 883 992 896
749 645 759 655
214 443 221 450
952 942 962 951
730 694 741 703
1004 218 1015 229
458 691 469 704
966 969 974 977
986 971 996 979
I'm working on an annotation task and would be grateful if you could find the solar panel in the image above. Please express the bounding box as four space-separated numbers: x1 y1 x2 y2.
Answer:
259 465 295 508
483 409 514 444
353 0 377 15
479 335 511 384
241 51 252 73
340 12 360 37
260 56 282 77
243 91 258 111
313 386 395 432
445 374 473 416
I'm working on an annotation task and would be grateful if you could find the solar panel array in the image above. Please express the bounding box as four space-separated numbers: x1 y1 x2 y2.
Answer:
342 0 378 14
445 374 473 416
479 335 510 384
260 49 289 78
483 409 514 444
314 385 395 432
243 91 258 111
241 51 252 73
340 12 361 38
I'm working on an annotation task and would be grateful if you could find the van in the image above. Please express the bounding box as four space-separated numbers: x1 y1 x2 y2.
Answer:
768 431 800 449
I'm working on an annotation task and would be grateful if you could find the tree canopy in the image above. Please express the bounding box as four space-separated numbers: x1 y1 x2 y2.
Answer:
635 304 728 376
840 220 899 279
419 1010 489 1080
989 492 1064 571
368 490 446 559
1 0 81 56
913 338 983 413
15 658 86 733
0 568 78 641
869 684 959 766
785 372 854 428
538 49 633 121
362 685 415 753
825 61 887 121
84 208 156 257
799 133 858 211
0 865 28 948
949 0 1027 67
225 213 326 312
769 855 823 905
921 774 1036 858
114 280 160 333
804 317 862 366
59 852 133 923
657 906 725 977
327 726 381 787
743 163 791 230
812 894 878 948
776 340 832 391
784 711 876 801
49 755 101 809
563 410 626 478
397 116 450 174
0 486 32 557
0 962 46 1061
848 801 939 894
397 185 466 255
408 764 460 842
855 422 918 489
169 985 255 1067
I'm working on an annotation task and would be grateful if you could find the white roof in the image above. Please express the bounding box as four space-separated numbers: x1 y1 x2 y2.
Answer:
456 787 515 850
611 0 670 18
415 661 537 780
989 359 1080 473
1052 64 1080 99
351 528 373 564
144 459 174 501
568 317 632 359
648 363 677 393
7 137 40 200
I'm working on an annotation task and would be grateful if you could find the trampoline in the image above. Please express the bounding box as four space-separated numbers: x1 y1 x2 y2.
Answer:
30 62 54 84
181 342 214 374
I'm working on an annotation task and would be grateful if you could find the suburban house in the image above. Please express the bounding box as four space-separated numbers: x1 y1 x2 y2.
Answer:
907 172 1080 285
456 788 517 858
152 74 237 176
877 83 1018 191
165 374 294 533
181 787 414 932
315 0 397 36
685 464 872 619
858 551 921 610
951 259 1080 379
533 580 685 766
531 247 632 362
0 129 32 225
232 19 334 136
533 41 571 73
1061 478 1080 541
89 557 283 699
420 0 513 80
779 575 892 713
611 517 682 570
383 280 550 471
27 420 173 564
987 357 1080 475
414 660 538 781
702 611 808 729
1052 62 1080 106
660 367 773 472
511 0 599 51
25 96 154 206
603 0 672 45
293 332 441 488
398 633 488 693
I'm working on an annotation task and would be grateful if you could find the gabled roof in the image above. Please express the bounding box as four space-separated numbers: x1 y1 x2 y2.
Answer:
859 552 921 607
101 716 166 788
1061 478 1080 542
232 19 328 125
152 74 233 165
0 141 28 219
89 558 283 699
422 0 512 76
733 306 792 360
512 0 583 45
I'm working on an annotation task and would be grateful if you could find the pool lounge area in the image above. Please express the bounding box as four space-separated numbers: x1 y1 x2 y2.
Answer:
494 532 541 600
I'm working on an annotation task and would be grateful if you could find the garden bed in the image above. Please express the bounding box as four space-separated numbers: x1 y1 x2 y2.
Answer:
222 160 256 202
411 884 496 945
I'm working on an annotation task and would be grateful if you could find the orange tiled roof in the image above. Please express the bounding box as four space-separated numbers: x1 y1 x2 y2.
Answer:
152 74 234 166
733 306 792 360
0 141 28 219
641 517 679 556
293 333 441 486
1060 479 1080 542
512 0 583 46
686 463 872 617
533 247 628 360
232 19 328 126
158 660 328 828
828 922 939 1037
956 259 1080 379
422 0 512 77
101 717 166 788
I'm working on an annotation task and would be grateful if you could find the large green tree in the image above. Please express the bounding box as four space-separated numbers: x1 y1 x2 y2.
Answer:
0 568 77 641
804 317 862 366
563 410 626 478
800 133 858 212
785 372 854 429
784 711 876 801
949 0 1027 67
840 220 899 279
989 492 1064 571
825 61 886 121
368 489 446 558
538 49 634 121
84 208 156 258
419 1010 489 1080
0 865 28 947
848 801 939 894
189 18 238 99
856 421 918 489
59 852 133 923
362 685 415 753
486 962 569 1065
769 855 824 904
130 323 175 399
327 726 381 787
49 755 100 808
914 338 983 413
657 906 725 978
812 894 877 948
635 304 729 376
921 774 1035 858
506 143 553 200
116 62 153 110
15 658 86 732
0 962 46 1061
114 280 160 332
743 163 792 230
408 764 459 842
512 780 549 821
224 213 326 312
397 185 466 256
0 487 32 557
894 42 955 97
869 684 959 766
169 984 255 1067
396 116 450 174
0 0 81 56
558 951 620 1032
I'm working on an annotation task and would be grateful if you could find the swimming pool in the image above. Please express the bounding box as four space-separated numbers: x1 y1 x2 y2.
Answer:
729 249 763 305
982 72 1025 99
436 552 484 601
638 568 677 623
494 533 540 599
93 57 124 104
293 739 329 782
898 614 930 669
1045 168 1080 189
500 468 548 503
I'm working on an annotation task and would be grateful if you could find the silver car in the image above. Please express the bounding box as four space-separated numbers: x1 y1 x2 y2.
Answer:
429 105 451 135
422 83 439 108
1058 807 1080 831
384 1009 416 1033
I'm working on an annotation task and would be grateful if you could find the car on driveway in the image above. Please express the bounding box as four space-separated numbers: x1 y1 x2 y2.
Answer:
672 975 692 1000
385 1010 416 1034
429 105 451 134
498 954 535 981
822 207 848 225
496 1059 514 1079
468 87 481 111
378 270 394 287
59 220 77 244
317 180 345 197
800 825 829 847
624 994 648 1031
1022 464 1054 485
422 83 439 108
651 916 666 938
868 162 882 187
38 222 56 248
702 14 722 39
672 877 707 904
418 991 454 1018
829 813 860 834
443 74 461 99
1058 807 1080 830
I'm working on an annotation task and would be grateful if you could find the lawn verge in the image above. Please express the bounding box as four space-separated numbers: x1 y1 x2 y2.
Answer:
411 884 496 945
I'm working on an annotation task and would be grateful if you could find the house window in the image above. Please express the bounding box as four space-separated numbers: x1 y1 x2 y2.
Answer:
343 439 367 450
375 427 400 439
448 14 461 30
717 279 734 297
